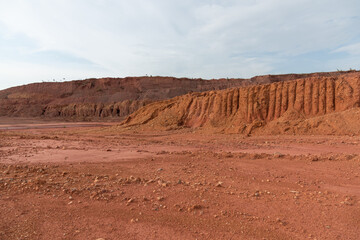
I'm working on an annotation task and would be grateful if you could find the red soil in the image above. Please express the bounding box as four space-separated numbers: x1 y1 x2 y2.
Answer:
1 125 360 239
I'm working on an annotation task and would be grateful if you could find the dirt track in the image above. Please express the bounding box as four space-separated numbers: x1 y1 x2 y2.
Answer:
1 122 360 240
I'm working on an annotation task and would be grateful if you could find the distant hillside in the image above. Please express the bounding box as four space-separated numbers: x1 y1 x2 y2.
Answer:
0 72 353 121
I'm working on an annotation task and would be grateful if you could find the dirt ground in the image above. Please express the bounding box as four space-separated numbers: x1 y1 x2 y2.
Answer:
1 120 360 239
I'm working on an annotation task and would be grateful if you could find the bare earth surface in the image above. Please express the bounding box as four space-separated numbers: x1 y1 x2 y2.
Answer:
1 121 360 239
0 117 113 131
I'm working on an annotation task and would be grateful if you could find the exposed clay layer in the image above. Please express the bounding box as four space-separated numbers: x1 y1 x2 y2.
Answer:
42 100 152 119
0 72 353 120
122 72 360 134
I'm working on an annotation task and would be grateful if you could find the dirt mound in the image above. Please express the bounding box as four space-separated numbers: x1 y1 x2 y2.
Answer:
0 71 352 120
121 71 360 135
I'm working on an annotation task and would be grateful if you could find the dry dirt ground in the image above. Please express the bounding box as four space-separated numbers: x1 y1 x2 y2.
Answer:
1 120 360 239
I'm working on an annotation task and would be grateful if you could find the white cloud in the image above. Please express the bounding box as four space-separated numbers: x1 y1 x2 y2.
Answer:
0 0 359 90
0 61 111 89
193 0 359 55
334 42 360 55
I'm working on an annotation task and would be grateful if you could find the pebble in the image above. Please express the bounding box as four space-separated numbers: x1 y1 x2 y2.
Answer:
157 196 165 201
215 181 223 187
130 218 138 223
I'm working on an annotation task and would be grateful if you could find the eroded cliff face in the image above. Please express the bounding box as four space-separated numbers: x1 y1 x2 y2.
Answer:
42 100 152 119
122 72 360 135
0 72 352 120
0 76 250 119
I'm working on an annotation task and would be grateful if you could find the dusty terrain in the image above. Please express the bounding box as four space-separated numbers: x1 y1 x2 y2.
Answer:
1 120 360 240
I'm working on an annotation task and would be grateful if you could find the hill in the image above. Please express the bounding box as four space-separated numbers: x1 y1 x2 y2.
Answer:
121 71 360 135
0 72 351 120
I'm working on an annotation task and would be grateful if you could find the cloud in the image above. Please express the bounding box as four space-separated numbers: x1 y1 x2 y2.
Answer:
0 0 359 90
334 42 360 55
0 60 110 90
194 0 360 55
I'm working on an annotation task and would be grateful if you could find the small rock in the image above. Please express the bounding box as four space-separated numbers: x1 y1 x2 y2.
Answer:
130 218 139 223
311 157 319 162
273 152 284 158
191 204 203 210
157 196 165 201
215 181 223 187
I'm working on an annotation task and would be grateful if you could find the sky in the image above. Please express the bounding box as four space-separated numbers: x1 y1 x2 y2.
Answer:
0 0 359 90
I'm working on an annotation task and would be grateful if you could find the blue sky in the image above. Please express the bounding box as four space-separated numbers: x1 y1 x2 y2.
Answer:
0 0 359 90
